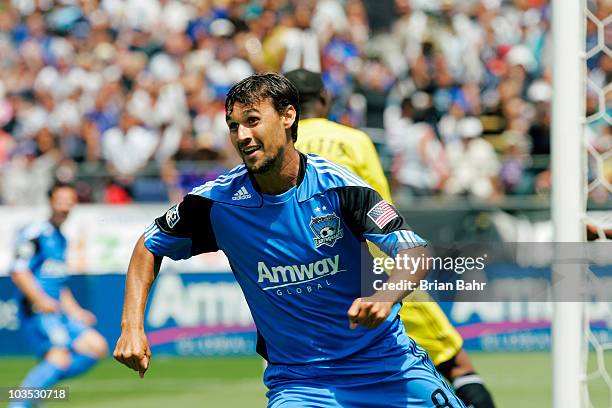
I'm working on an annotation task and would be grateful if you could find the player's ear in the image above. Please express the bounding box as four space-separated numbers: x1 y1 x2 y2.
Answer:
282 105 297 130
320 90 330 107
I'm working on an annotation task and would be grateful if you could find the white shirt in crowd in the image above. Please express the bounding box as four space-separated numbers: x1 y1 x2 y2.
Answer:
102 126 158 176
386 117 447 191
445 137 500 199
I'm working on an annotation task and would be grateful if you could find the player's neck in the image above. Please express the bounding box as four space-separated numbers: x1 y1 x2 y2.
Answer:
253 148 301 195
300 112 318 120
300 109 326 120
49 216 64 229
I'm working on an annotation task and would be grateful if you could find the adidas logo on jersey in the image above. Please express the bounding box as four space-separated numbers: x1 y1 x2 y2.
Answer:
232 186 252 200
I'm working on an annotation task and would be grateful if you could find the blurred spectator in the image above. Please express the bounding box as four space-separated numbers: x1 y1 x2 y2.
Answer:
528 102 550 156
355 58 395 128
206 40 254 99
444 117 503 201
386 96 448 196
0 0 608 204
2 129 61 205
104 181 134 204
102 113 158 177
279 1 321 72
499 131 532 194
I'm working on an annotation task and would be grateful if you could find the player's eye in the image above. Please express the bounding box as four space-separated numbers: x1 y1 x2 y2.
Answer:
228 122 239 132
247 117 259 126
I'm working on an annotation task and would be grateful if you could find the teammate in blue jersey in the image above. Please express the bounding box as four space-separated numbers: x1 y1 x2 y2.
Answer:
114 73 465 407
9 182 108 408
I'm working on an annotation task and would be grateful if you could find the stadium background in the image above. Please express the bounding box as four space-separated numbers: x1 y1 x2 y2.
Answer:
0 0 610 406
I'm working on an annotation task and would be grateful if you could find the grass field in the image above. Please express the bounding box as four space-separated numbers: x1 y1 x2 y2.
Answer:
1 353 610 407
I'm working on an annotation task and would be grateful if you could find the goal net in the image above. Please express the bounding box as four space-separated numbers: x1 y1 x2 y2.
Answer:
554 0 612 406
582 2 612 407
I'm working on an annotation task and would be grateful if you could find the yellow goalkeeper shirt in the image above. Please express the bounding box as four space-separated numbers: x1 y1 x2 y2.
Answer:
295 118 392 202
295 118 463 365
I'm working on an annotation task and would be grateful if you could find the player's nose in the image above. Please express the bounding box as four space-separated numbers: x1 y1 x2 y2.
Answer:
236 124 252 142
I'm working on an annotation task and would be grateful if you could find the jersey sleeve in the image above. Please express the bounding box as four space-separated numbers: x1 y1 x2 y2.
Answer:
10 233 38 274
144 194 219 260
335 186 426 257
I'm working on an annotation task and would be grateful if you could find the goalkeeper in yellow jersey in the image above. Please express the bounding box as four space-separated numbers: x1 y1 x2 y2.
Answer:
286 69 495 408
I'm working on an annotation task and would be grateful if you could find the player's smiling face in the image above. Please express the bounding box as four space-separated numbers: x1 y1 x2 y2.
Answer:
226 98 296 174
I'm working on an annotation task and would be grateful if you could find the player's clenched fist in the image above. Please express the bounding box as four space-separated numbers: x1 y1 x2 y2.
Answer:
347 298 394 329
114 329 151 378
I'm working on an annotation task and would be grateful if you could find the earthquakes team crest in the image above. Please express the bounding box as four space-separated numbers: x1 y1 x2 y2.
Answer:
310 213 344 248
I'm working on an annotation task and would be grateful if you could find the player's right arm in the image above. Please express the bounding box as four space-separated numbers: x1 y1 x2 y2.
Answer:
114 195 218 377
114 235 161 378
10 235 59 314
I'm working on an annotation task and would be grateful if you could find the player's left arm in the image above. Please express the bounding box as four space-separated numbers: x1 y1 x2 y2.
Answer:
336 186 428 329
60 287 97 325
346 246 428 329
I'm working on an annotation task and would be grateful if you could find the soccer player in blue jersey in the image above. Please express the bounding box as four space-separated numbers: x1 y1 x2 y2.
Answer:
114 73 465 407
9 182 108 408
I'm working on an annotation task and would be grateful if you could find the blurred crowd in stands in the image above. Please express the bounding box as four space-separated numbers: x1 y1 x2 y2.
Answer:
0 0 610 205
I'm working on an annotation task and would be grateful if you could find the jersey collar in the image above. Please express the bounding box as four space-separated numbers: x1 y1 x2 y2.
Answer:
204 153 306 208
206 153 309 207
296 154 325 203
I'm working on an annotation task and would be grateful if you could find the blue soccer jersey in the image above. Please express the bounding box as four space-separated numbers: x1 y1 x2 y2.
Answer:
145 154 428 365
10 221 69 303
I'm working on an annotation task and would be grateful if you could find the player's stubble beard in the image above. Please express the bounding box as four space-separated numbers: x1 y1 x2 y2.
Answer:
246 144 285 175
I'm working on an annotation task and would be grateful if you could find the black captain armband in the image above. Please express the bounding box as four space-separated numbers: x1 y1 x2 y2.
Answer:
154 194 220 255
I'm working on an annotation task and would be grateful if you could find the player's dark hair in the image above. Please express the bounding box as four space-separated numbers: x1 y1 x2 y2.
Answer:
225 73 300 142
47 180 76 199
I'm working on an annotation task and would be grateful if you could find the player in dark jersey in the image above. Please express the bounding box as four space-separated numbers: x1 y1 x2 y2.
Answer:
114 73 465 407
9 182 107 408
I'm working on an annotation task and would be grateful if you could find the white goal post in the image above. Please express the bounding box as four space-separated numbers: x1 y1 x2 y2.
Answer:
551 0 587 407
